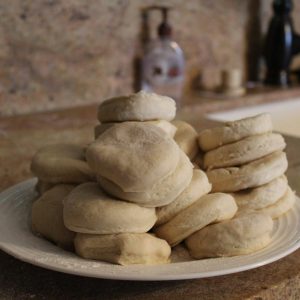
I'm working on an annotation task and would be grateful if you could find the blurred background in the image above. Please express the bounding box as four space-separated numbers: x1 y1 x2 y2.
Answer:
1 0 300 116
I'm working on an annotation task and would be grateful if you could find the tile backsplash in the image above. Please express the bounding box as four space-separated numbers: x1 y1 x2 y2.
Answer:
0 0 298 116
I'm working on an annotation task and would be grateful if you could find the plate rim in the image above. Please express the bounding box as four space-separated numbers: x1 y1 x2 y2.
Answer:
1 179 300 281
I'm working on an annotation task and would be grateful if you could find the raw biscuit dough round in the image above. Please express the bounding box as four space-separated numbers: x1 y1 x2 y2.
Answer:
74 233 171 265
207 151 288 192
172 120 199 160
97 91 176 122
156 169 211 225
204 133 286 170
253 186 295 219
86 122 180 192
94 120 177 139
154 193 237 247
98 150 193 207
198 113 273 152
185 212 273 258
31 184 75 249
63 182 157 234
31 144 95 184
232 175 288 210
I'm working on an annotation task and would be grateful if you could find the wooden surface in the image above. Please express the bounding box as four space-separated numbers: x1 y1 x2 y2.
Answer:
1 104 300 300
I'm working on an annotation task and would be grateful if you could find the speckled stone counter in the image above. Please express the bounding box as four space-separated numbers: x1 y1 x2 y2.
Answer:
1 105 300 300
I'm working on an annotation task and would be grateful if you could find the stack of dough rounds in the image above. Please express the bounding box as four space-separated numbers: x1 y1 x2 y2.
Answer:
29 93 298 266
198 113 294 220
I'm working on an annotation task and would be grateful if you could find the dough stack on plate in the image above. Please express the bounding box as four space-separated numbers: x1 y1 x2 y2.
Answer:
29 92 297 265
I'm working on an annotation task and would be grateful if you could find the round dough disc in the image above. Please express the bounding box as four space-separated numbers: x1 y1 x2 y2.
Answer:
154 193 237 247
31 144 95 184
232 175 288 210
156 169 211 225
204 133 286 170
63 182 157 234
172 120 199 160
97 91 176 122
98 150 193 207
185 212 273 258
94 120 177 139
31 184 75 249
86 122 180 192
74 233 171 265
207 151 288 192
198 113 273 152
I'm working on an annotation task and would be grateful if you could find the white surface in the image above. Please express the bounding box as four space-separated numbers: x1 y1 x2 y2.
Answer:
207 98 300 138
1 178 300 281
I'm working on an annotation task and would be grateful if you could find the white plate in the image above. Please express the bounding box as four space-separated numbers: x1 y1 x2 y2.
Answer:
1 179 300 281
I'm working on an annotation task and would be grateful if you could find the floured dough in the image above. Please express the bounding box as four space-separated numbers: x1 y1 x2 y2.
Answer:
63 183 157 234
74 233 171 265
198 113 273 151
185 212 273 258
232 175 288 210
98 150 193 207
154 193 237 246
86 122 180 192
97 91 176 122
241 186 295 219
156 169 211 225
31 144 95 184
204 133 285 170
31 184 75 249
207 151 288 192
172 120 199 160
94 120 177 139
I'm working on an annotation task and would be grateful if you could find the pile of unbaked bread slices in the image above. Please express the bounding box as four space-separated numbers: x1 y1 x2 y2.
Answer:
30 91 296 265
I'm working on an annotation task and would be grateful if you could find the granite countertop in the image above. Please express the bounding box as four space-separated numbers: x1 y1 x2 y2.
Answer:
1 103 300 300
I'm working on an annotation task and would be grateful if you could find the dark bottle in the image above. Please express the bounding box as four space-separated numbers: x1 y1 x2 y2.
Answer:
264 0 300 86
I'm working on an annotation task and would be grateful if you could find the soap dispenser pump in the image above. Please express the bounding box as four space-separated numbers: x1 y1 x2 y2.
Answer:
141 6 185 105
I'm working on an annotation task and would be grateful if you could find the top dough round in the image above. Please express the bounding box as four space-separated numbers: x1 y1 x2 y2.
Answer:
86 122 180 192
31 144 95 184
172 120 199 160
198 113 273 152
97 91 176 122
63 183 157 234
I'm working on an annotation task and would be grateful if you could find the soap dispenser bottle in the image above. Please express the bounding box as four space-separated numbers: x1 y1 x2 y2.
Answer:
141 7 185 105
